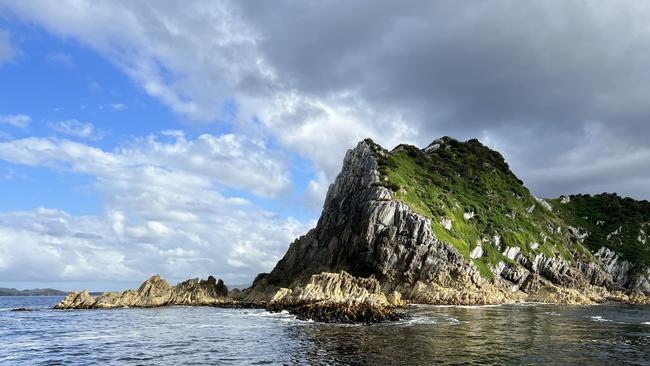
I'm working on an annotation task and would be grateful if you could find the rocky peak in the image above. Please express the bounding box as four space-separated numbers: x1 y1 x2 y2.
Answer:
244 137 649 306
137 274 171 295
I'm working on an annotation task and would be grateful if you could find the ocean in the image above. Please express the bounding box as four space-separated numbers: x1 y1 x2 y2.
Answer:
1 296 649 365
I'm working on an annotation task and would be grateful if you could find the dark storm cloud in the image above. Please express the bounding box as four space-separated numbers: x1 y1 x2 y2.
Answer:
238 0 650 199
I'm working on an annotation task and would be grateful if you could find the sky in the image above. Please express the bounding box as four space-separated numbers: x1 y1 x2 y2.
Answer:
0 1 649 291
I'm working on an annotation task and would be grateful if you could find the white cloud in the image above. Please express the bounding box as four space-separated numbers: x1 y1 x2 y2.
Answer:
50 119 105 140
0 132 291 197
0 133 308 285
3 0 650 203
0 29 14 66
0 114 31 128
0 0 271 121
304 170 329 211
0 1 424 182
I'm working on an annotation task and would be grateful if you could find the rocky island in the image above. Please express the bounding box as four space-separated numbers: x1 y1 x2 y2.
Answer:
56 137 650 322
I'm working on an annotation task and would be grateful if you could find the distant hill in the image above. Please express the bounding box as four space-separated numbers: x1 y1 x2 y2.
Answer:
0 288 68 296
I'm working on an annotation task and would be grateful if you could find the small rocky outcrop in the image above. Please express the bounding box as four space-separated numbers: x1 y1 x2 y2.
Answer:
55 275 228 309
265 271 402 323
266 301 401 323
270 271 402 307
10 307 34 312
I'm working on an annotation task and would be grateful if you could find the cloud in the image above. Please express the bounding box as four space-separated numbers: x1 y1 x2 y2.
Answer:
50 119 105 140
0 205 310 286
0 114 31 128
3 1 649 200
303 170 329 211
0 133 305 285
0 132 291 197
0 29 14 65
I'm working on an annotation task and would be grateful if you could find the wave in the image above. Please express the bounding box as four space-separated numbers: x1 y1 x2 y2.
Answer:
589 316 612 322
427 304 503 309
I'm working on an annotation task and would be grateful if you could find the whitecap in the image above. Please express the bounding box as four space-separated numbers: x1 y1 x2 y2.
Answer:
514 302 543 307
641 321 650 325
589 316 612 322
395 316 438 326
430 304 502 309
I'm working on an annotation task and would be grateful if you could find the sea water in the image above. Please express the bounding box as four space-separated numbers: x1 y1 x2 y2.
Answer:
1 296 649 365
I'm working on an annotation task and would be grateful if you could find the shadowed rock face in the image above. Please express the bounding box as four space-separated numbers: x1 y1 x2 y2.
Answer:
55 275 228 309
243 139 649 305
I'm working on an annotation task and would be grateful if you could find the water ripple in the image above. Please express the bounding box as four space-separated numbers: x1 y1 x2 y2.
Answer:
0 297 648 365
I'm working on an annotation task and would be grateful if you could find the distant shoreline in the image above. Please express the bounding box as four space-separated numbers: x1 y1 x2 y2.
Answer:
0 288 85 297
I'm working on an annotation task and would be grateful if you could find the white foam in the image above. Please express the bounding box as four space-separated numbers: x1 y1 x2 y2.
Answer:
589 316 612 322
400 316 438 326
641 321 650 325
430 304 502 309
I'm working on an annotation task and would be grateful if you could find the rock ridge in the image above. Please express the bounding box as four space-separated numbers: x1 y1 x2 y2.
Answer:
55 275 228 309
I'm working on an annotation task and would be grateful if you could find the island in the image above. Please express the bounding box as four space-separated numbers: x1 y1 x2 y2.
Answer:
55 137 650 322
0 288 68 296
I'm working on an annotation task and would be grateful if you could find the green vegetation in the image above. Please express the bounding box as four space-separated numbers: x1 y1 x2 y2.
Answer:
366 137 594 277
550 193 650 268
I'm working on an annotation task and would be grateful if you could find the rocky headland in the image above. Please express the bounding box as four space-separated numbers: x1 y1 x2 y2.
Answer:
56 137 650 322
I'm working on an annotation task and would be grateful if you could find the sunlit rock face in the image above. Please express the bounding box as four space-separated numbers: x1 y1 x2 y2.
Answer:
55 275 228 309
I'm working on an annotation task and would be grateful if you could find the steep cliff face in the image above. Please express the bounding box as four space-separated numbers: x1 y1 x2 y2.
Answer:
244 138 649 305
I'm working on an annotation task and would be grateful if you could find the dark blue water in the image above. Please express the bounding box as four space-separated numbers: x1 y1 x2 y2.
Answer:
1 297 649 365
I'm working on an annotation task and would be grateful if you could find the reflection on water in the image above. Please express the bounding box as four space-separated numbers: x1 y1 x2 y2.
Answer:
1 296 649 365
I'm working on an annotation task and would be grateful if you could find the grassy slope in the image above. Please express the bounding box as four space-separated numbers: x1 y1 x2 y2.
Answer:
550 193 650 269
367 137 593 276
